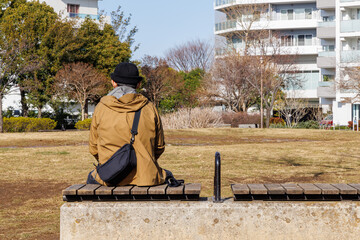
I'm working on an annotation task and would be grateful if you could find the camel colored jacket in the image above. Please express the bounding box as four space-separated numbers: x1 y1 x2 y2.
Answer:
89 93 166 186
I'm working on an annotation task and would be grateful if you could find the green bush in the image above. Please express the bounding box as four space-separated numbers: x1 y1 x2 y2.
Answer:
296 120 319 129
3 117 57 132
75 119 92 130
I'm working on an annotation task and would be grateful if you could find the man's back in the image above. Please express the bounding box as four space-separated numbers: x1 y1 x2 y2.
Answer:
89 93 166 186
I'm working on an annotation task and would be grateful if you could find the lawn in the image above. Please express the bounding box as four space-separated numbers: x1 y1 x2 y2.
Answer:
1 128 360 239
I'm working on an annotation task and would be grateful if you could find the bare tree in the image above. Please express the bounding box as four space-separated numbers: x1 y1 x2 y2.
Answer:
276 92 309 128
340 67 360 103
209 51 257 112
55 62 109 121
141 55 183 108
165 39 213 73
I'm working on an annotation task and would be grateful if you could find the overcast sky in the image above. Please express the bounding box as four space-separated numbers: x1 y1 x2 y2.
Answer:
99 0 214 61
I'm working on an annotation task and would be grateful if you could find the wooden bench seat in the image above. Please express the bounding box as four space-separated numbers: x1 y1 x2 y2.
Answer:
232 183 360 201
63 183 201 201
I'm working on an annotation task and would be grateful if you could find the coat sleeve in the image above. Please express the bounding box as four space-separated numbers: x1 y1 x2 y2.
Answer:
89 106 99 161
154 106 165 160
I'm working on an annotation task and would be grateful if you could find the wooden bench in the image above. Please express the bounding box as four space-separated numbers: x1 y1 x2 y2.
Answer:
62 183 201 201
232 183 360 201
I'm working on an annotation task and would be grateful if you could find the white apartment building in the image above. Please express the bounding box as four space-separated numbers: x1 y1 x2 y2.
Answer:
214 0 360 126
3 0 102 113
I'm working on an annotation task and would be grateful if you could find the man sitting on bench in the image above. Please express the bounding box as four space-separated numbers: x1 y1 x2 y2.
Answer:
86 62 168 186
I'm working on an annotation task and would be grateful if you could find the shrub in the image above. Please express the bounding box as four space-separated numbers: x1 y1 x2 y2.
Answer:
270 117 285 125
3 117 57 132
75 119 92 130
348 121 360 129
296 120 319 129
222 112 261 128
161 108 223 130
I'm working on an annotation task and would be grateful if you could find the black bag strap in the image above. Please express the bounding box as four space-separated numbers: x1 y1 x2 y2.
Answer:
130 109 141 144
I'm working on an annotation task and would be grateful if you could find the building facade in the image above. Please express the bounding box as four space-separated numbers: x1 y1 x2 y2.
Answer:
214 0 360 126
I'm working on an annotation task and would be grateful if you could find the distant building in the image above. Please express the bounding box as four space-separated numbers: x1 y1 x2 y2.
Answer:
214 0 360 126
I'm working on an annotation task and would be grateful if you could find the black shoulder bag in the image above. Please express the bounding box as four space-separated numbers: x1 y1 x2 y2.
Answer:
96 109 141 186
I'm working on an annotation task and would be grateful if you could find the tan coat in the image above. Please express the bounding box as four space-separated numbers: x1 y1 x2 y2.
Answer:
89 93 166 186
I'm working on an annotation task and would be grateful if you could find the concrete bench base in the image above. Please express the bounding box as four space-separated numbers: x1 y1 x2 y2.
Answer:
60 199 360 240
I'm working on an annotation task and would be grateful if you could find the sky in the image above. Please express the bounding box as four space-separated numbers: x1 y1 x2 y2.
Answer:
98 0 215 61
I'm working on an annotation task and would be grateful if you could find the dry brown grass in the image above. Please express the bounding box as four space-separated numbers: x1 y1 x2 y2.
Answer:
1 128 360 239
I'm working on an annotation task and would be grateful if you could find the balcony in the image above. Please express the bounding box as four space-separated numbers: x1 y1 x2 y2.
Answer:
215 18 318 34
215 0 236 7
215 0 318 9
341 19 360 33
317 81 336 98
69 13 100 20
317 0 335 9
317 53 336 68
341 50 360 63
318 51 335 57
317 21 335 38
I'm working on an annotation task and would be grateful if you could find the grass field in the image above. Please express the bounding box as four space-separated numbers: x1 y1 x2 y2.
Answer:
1 128 360 239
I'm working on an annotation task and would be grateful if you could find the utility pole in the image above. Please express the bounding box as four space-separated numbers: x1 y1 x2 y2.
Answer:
260 66 263 129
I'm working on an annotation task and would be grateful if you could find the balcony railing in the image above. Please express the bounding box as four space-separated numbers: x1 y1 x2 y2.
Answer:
318 21 335 28
341 19 360 33
215 20 237 31
341 50 360 63
318 81 334 87
318 51 336 57
215 0 236 7
69 13 100 20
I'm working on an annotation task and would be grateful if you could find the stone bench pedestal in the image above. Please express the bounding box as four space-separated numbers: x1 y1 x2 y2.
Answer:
60 199 360 240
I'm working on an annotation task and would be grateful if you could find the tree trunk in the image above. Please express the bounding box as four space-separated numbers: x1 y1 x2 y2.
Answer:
266 108 271 128
37 106 42 118
20 89 28 117
0 94 3 133
84 100 88 119
81 104 85 121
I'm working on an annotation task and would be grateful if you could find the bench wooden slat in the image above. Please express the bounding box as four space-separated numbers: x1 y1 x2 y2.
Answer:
131 186 149 195
113 186 134 195
314 183 339 195
298 183 321 195
148 184 168 195
348 184 360 194
231 184 250 195
264 183 285 195
77 184 101 196
248 184 267 195
331 184 357 195
281 184 304 195
62 184 85 196
95 186 115 195
184 183 201 195
166 184 184 195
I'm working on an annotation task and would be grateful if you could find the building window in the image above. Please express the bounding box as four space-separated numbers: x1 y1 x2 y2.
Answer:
67 4 79 18
298 35 305 46
323 45 335 51
305 9 312 19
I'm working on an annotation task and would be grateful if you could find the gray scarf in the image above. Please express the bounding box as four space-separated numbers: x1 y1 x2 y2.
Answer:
107 84 137 99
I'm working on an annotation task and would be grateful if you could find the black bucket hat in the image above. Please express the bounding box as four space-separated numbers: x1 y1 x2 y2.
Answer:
110 62 143 86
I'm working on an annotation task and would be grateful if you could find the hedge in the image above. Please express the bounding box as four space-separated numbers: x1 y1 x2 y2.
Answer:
3 117 57 132
75 118 92 130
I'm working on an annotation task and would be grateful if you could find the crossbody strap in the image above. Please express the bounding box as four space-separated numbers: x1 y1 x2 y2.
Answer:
130 109 141 144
